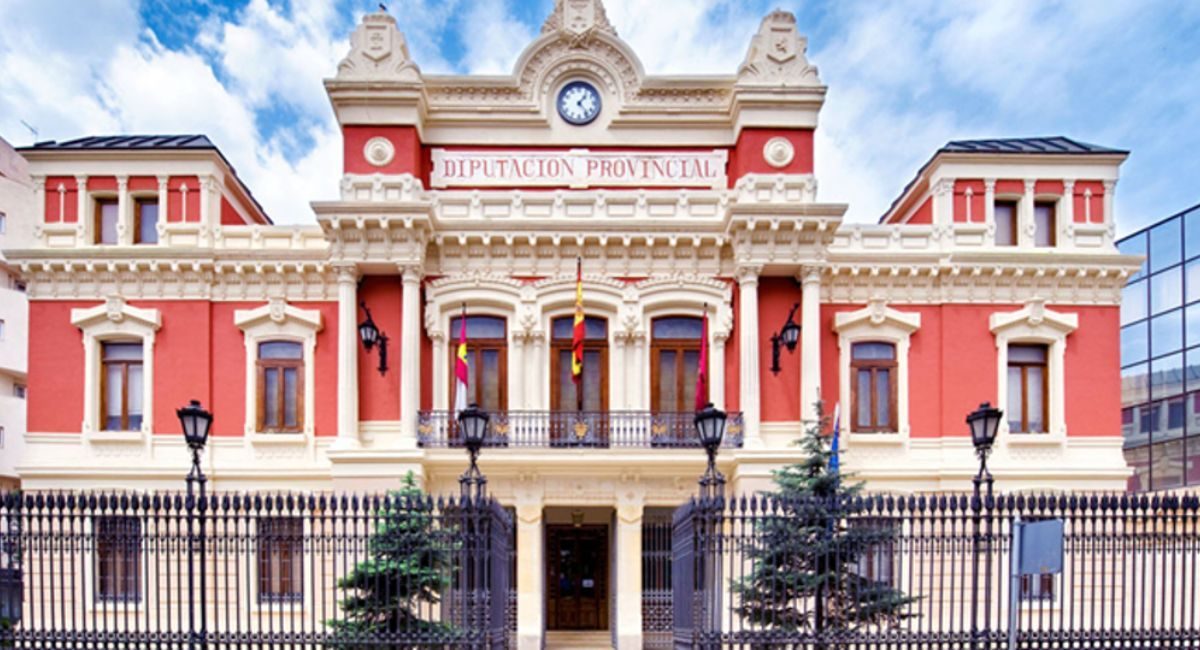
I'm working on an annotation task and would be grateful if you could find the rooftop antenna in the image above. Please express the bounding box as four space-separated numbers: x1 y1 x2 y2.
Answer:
19 120 37 142
378 2 387 11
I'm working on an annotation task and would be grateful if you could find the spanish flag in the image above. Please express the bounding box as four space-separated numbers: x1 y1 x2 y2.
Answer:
572 257 585 396
454 304 469 415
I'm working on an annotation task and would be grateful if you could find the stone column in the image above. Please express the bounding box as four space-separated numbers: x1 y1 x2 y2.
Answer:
399 266 422 448
1103 180 1116 225
334 264 361 449
984 178 996 226
799 266 823 424
1061 179 1076 244
614 495 645 649
1020 179 1036 247
736 266 761 446
515 502 544 650
710 333 727 410
932 178 954 226
116 175 129 245
198 175 214 246
511 336 526 409
156 175 169 242
74 175 88 241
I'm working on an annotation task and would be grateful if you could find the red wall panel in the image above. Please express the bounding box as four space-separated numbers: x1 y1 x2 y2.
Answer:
343 125 423 176
953 180 986 223
167 177 201 223
724 282 740 411
728 129 814 182
1064 306 1120 436
26 301 85 433
907 196 933 225
1074 181 1106 223
43 176 78 222
758 277 802 421
144 301 211 435
358 277 402 421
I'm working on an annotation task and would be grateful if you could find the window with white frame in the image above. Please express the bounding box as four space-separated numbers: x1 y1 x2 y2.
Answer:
102 341 144 431
990 301 1077 438
235 300 322 437
257 517 304 603
71 299 160 435
833 301 920 436
95 515 142 603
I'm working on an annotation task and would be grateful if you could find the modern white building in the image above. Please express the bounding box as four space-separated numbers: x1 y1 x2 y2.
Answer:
0 136 30 488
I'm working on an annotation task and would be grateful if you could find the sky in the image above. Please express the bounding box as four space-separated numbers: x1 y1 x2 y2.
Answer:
0 0 1197 235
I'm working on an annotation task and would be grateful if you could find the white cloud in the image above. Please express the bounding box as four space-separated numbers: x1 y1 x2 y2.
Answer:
459 0 536 74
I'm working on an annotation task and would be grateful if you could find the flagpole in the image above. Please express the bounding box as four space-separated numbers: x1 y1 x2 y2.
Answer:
575 256 583 413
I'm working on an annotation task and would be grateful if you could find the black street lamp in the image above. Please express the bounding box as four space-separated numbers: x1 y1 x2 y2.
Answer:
358 302 389 376
769 303 801 375
457 403 490 499
694 402 728 498
966 401 1002 650
177 399 212 650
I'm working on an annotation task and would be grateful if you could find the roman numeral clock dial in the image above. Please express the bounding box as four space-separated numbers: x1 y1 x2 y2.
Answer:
557 81 601 125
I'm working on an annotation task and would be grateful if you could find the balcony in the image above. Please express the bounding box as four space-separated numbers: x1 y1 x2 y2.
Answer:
417 410 744 449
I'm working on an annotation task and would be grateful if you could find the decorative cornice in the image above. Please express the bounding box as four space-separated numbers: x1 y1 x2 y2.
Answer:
234 298 324 332
989 298 1078 337
70 296 161 332
833 299 920 334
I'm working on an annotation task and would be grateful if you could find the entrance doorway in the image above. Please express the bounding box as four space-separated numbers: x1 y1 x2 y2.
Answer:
545 524 609 630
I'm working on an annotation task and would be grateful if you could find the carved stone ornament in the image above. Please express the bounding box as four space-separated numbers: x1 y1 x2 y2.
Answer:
763 137 795 169
336 11 420 82
105 296 126 323
363 137 396 168
737 10 821 86
268 297 288 324
541 0 617 38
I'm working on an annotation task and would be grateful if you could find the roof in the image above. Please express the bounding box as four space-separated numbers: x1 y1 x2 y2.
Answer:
21 135 217 151
18 134 272 225
880 135 1128 224
939 136 1127 156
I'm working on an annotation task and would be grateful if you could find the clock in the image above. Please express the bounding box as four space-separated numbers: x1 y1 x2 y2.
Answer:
557 80 602 125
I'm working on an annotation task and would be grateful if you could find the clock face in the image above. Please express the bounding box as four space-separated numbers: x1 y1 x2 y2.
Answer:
557 81 601 125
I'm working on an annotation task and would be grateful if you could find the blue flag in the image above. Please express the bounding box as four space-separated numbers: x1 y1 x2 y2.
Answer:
829 403 840 474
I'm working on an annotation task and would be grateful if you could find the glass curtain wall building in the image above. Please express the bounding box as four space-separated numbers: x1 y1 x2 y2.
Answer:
1119 202 1200 491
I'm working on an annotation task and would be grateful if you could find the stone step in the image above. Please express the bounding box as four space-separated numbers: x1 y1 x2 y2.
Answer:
545 630 613 649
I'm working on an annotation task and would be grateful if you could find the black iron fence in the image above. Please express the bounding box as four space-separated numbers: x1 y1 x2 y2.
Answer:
673 492 1200 649
418 410 745 449
0 489 511 649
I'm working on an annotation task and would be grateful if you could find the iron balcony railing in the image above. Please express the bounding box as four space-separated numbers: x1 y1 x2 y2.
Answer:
417 410 744 449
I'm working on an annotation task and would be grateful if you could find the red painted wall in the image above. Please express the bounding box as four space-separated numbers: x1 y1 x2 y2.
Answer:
907 197 933 225
729 129 814 181
167 176 201 223
953 180 986 223
724 282 740 411
1064 306 1120 436
43 176 78 222
26 301 85 433
343 125 423 176
758 277 802 421
128 176 157 193
87 176 117 193
359 277 402 421
220 197 242 225
1035 180 1064 196
1074 181 1105 223
146 301 212 435
994 179 1024 196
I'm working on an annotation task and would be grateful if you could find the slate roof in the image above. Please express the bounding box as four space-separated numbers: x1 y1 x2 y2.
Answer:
880 136 1128 223
22 135 217 151
940 136 1127 155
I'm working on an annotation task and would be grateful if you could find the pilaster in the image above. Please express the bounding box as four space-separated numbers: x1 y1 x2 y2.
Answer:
399 265 422 448
156 175 169 240
1103 180 1116 225
736 265 761 446
1019 179 1036 247
515 500 545 650
614 492 645 649
333 264 361 450
32 176 45 223
1061 179 1076 239
799 266 822 424
116 175 129 245
984 178 996 228
74 175 87 239
932 178 954 226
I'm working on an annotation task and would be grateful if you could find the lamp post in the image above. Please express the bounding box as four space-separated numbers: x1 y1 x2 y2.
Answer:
966 401 1002 650
358 301 389 376
457 403 490 499
177 399 212 650
769 303 801 375
694 402 728 499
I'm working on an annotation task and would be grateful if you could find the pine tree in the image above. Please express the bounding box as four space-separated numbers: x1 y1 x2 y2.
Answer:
326 473 459 648
733 401 916 636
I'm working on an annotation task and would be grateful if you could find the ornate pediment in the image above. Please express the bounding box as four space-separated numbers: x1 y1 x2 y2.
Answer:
336 11 420 82
541 0 617 39
737 9 822 86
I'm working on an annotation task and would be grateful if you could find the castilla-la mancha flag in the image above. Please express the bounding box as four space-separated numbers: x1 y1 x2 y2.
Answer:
572 257 585 390
695 306 709 410
454 304 469 415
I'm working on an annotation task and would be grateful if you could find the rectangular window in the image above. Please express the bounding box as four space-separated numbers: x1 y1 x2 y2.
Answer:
13 383 26 399
95 198 119 245
551 316 608 412
1020 573 1055 602
257 341 304 433
258 518 303 603
95 516 141 602
135 199 159 244
1007 344 1048 433
994 200 1018 246
851 342 896 432
0 318 5 340
650 317 705 412
0 211 6 233
101 342 143 431
1034 201 1056 247
449 316 508 413
0 426 5 448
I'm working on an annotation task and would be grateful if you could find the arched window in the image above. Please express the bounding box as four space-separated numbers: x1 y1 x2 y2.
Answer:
258 341 303 433
551 316 608 412
851 342 896 432
449 315 507 412
650 316 704 412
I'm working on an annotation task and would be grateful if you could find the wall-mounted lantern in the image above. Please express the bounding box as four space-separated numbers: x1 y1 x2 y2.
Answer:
358 302 389 376
769 302 801 375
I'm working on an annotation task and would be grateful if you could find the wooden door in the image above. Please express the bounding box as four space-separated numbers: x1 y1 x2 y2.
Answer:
546 525 609 630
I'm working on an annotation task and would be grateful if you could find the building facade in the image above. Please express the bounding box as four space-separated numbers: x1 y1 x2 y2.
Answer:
0 136 30 489
1118 201 1200 491
4 2 1140 647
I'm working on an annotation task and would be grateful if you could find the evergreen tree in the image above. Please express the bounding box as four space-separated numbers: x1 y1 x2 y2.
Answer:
733 401 916 636
326 473 459 648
